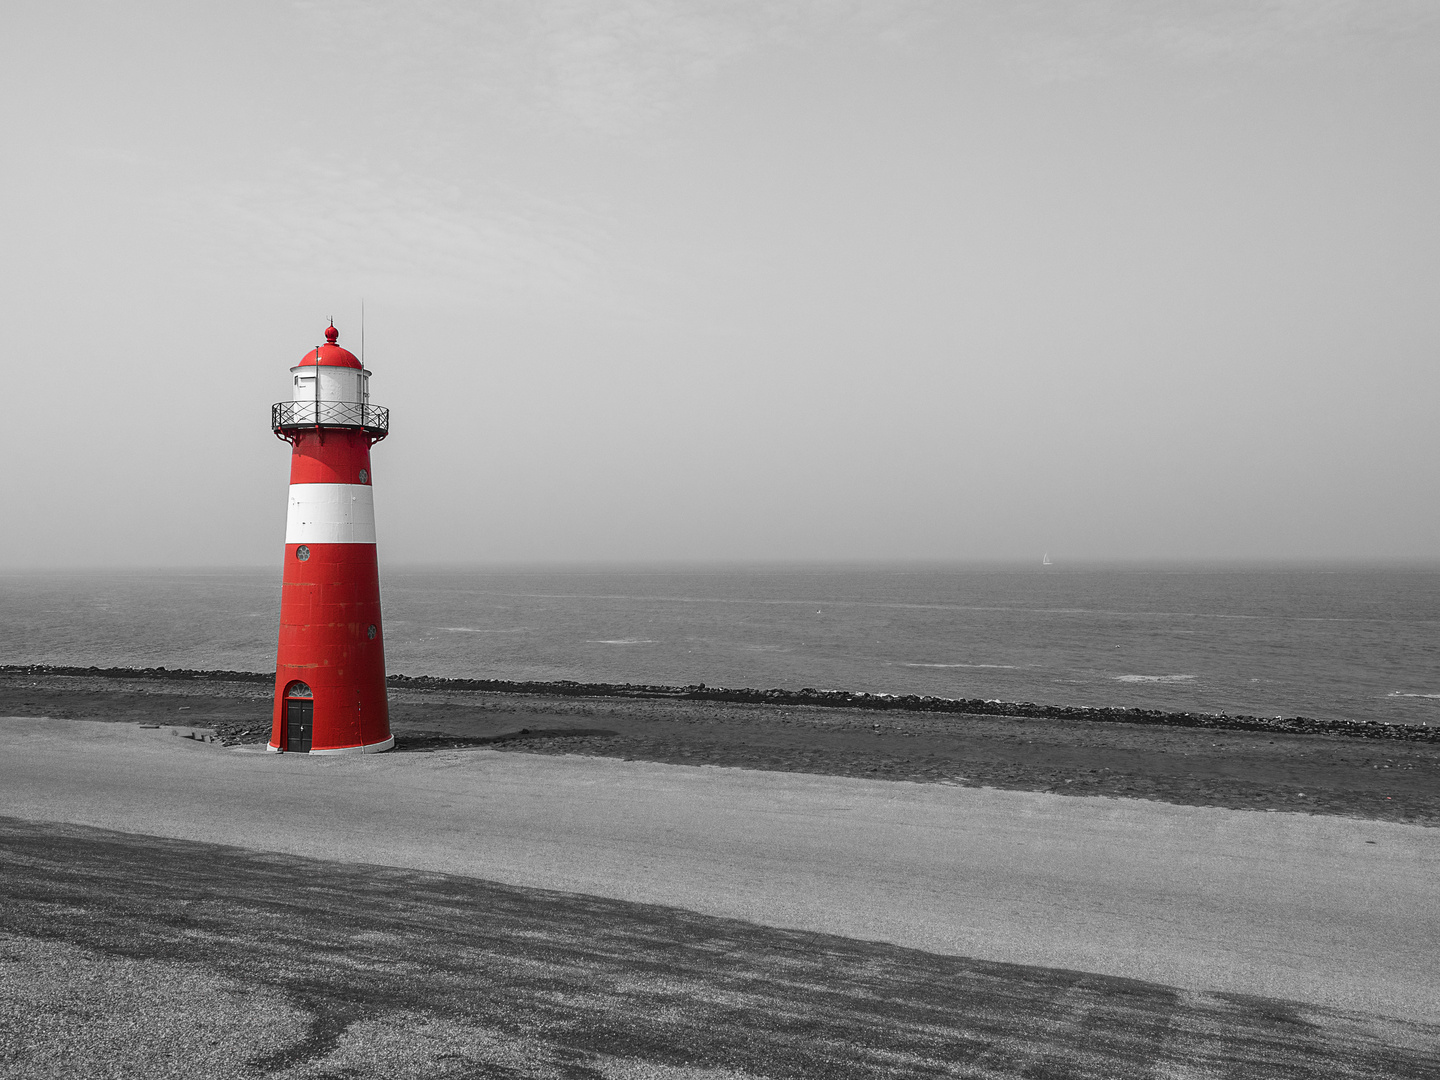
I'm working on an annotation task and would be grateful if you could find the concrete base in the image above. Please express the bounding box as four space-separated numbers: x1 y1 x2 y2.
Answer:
266 733 395 755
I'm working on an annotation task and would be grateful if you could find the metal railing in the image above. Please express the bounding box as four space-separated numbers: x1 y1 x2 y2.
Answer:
272 400 389 437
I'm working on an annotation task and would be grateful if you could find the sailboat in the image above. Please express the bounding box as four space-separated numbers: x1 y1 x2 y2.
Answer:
1042 552 1053 566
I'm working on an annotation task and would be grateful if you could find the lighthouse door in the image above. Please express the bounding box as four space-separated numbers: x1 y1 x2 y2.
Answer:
286 699 313 753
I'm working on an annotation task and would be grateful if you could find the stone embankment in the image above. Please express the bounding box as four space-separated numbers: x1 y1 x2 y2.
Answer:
7 664 1435 744
2 664 273 684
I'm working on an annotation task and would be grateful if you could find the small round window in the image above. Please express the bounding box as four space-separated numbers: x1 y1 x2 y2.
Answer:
367 624 377 640
295 545 310 561
358 469 369 484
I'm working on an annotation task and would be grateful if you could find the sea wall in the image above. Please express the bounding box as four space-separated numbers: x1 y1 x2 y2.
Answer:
4 664 1435 744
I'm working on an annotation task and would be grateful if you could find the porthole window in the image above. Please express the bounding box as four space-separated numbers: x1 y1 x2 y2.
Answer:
296 545 310 561
358 469 368 484
367 624 377 640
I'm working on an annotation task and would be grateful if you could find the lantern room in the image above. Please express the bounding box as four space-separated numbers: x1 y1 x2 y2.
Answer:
291 324 371 406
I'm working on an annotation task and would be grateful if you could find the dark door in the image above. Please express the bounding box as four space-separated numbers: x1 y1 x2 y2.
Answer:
286 699 313 753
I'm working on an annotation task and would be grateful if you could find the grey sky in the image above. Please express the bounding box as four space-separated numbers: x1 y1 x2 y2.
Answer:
3 1 1437 567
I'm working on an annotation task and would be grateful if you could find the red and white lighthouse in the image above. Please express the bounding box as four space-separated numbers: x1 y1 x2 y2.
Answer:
269 324 393 754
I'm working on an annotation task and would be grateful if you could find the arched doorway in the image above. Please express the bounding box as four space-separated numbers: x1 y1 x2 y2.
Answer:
283 681 313 753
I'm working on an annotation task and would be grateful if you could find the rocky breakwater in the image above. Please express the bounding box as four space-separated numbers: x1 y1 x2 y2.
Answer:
385 674 1440 745
8 665 1435 745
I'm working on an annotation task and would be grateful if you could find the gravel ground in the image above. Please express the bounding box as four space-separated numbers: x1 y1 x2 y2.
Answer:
3 817 1437 1080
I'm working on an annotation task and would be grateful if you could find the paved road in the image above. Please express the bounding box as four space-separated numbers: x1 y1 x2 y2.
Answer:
3 716 1436 1024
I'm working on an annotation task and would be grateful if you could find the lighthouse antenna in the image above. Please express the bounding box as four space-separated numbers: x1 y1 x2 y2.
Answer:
360 298 365 367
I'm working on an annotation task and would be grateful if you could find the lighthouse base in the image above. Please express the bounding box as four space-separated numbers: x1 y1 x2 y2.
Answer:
266 735 396 756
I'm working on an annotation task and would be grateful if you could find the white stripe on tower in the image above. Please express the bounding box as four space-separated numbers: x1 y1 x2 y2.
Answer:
285 483 377 544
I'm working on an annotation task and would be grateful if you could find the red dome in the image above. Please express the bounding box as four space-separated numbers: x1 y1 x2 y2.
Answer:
298 325 362 369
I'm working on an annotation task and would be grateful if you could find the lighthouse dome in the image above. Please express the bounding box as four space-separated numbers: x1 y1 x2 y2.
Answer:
297 324 363 369
289 324 371 410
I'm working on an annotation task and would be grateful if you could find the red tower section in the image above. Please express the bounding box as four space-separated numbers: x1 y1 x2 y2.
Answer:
269 325 393 754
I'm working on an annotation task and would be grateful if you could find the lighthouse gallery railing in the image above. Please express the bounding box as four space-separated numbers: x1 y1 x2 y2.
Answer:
272 400 389 436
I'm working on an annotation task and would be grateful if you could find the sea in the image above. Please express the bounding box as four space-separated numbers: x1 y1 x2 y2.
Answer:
2 563 1438 727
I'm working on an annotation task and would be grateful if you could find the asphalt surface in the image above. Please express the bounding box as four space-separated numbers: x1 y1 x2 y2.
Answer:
4 816 1436 1079
1 716 1436 1028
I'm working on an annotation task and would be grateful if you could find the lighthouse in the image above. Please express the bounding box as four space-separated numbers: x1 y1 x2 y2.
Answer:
269 324 393 754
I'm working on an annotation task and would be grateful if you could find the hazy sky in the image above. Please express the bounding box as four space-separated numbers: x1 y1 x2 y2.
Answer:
3 1 1437 567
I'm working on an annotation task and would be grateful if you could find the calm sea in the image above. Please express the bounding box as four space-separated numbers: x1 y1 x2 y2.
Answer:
2 564 1437 726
